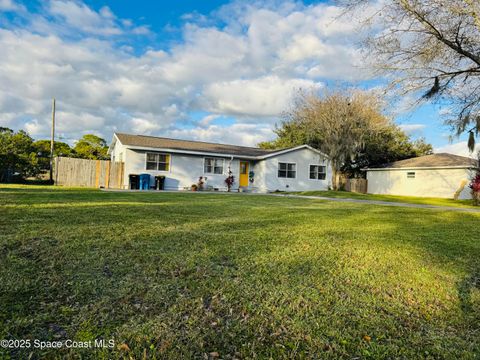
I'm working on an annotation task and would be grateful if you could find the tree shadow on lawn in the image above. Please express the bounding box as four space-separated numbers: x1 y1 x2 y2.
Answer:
0 187 169 205
191 205 480 359
373 208 480 326
0 187 279 207
238 205 480 356
457 267 480 317
1 199 306 358
333 205 480 319
0 185 81 192
1 194 480 358
128 204 480 358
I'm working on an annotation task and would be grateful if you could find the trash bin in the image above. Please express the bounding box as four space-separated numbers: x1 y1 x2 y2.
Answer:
139 173 151 190
129 174 140 190
155 175 166 190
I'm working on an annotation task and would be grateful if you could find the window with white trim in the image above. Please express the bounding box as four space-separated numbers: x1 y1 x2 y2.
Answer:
278 162 296 178
309 165 326 180
146 153 170 171
204 158 224 174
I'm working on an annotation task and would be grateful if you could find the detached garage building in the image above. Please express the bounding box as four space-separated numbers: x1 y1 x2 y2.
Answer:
365 153 478 200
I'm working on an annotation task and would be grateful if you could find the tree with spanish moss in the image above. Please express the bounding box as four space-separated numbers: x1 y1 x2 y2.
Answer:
341 0 480 151
260 89 433 182
262 89 394 189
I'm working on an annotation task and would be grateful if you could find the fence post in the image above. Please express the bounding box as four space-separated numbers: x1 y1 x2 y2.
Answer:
54 157 58 185
105 161 110 189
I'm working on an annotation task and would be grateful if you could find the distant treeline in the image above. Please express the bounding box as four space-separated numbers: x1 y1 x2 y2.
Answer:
0 127 109 182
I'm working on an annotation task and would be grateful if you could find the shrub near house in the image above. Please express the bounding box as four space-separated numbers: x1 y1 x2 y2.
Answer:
470 172 480 205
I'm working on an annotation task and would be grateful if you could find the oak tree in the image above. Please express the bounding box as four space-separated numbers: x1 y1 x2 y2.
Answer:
341 0 480 150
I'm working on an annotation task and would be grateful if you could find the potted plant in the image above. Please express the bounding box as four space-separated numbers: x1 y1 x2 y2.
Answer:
191 184 198 191
225 169 235 192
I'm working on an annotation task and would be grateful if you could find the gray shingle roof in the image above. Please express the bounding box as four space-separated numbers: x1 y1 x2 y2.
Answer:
371 153 478 169
114 132 280 157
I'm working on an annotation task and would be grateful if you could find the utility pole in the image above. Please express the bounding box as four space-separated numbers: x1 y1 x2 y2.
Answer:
49 98 56 184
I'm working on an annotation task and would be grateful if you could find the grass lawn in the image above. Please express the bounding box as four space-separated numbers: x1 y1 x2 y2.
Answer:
1 185 479 359
290 190 476 208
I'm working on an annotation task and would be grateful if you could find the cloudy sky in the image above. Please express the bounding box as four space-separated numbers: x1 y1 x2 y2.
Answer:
0 0 476 156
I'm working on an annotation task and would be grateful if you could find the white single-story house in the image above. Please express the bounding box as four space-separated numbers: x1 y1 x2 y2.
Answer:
365 153 479 200
108 132 331 192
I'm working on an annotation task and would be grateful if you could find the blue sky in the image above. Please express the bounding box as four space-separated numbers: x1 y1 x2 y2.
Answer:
0 0 474 155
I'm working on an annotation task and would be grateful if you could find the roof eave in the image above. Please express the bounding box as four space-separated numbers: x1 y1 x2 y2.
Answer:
113 134 329 160
258 144 329 159
107 133 121 155
364 165 478 171
124 145 261 159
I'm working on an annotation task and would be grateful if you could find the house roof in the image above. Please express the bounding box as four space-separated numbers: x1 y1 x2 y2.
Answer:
112 132 329 159
367 153 478 170
114 132 282 157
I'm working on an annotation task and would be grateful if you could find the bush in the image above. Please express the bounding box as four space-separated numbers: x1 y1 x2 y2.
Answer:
0 128 40 182
225 170 235 192
469 173 480 206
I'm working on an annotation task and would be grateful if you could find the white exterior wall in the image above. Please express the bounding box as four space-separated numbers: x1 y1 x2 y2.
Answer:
366 168 474 200
110 139 332 192
110 139 126 163
123 148 247 191
253 148 331 192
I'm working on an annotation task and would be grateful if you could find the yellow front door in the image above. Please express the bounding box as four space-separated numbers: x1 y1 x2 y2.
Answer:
239 161 249 187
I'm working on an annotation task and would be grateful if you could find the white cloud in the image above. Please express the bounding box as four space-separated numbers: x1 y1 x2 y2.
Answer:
202 76 322 117
0 0 377 144
129 117 162 133
399 123 426 135
99 6 114 19
25 0 151 37
24 119 45 136
435 141 480 158
0 0 24 12
48 0 123 35
198 114 220 127
131 25 150 35
166 123 274 147
438 107 453 116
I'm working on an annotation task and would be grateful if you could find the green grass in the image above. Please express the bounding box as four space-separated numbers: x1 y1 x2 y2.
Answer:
290 190 476 208
1 185 479 359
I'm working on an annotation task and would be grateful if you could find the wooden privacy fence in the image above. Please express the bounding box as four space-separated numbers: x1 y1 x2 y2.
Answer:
344 178 368 193
54 157 124 189
338 175 368 193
